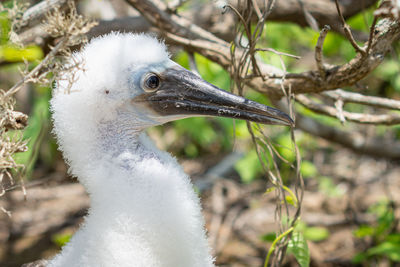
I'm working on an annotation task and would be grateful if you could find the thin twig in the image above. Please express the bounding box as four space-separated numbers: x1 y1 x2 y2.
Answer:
188 52 200 76
4 37 68 98
21 0 67 27
334 98 346 124
256 48 301 59
297 0 319 31
126 0 400 98
296 94 400 125
335 0 366 55
323 89 400 110
315 25 330 79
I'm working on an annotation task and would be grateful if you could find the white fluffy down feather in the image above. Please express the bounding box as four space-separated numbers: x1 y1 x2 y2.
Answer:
50 33 214 267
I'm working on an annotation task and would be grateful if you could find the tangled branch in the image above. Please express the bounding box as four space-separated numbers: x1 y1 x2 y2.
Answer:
0 0 97 212
295 94 400 125
124 0 400 161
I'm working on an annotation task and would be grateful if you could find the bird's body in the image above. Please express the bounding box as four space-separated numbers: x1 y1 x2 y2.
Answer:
48 33 292 267
48 133 213 267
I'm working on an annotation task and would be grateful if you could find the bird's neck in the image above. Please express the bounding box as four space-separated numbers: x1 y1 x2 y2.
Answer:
52 127 214 267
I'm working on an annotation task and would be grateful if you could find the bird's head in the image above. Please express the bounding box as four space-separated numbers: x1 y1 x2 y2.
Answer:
51 33 292 165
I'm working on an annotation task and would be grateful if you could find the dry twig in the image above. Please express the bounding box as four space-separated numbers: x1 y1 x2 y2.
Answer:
315 25 330 80
0 0 97 214
124 0 400 159
296 94 400 125
335 0 366 55
322 89 400 110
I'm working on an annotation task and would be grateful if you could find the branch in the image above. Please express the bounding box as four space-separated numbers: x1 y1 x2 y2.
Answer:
4 37 68 98
322 89 400 110
20 0 377 42
18 16 152 47
20 0 67 27
87 17 152 39
249 18 400 98
296 113 400 159
268 98 400 159
295 94 400 125
335 0 366 55
266 0 378 34
125 0 400 99
315 25 330 79
3 110 28 130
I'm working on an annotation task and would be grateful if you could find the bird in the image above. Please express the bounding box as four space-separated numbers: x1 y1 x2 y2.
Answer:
47 32 293 267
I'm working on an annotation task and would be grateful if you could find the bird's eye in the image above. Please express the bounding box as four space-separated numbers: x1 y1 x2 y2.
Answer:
143 74 160 91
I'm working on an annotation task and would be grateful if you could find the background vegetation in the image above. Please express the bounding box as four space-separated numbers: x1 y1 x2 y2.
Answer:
0 0 400 266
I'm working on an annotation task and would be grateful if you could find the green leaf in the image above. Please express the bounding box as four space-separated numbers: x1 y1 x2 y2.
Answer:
52 233 72 248
300 160 317 178
234 149 263 183
0 13 10 44
303 226 330 242
234 121 250 138
318 176 343 197
354 225 375 238
347 9 374 32
260 232 276 243
285 195 296 206
0 45 43 62
195 53 230 90
375 60 400 80
287 232 310 267
265 187 276 194
13 87 51 178
174 51 230 90
387 233 400 243
174 117 217 146
184 143 198 157
352 252 368 263
276 133 295 162
367 242 400 262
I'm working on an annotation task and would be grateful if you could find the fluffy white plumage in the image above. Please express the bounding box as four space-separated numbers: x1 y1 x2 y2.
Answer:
49 33 214 267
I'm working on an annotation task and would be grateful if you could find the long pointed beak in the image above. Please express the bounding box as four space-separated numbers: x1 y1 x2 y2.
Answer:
138 65 293 126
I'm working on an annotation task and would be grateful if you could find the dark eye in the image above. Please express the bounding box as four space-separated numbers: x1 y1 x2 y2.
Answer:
144 74 160 91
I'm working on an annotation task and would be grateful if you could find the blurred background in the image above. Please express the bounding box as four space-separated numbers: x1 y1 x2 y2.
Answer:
0 0 400 266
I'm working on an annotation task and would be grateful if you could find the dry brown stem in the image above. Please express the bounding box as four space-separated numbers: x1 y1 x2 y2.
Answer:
374 0 400 19
322 89 400 110
315 25 330 79
295 94 400 125
295 112 400 159
335 0 366 55
0 0 97 214
4 37 68 98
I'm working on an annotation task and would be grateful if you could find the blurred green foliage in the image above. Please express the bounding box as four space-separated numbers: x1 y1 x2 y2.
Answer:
0 11 10 44
235 149 264 183
52 232 72 248
1 9 43 62
295 221 330 242
0 3 398 265
1 7 55 180
300 160 318 178
170 52 238 157
0 45 43 62
262 219 330 267
12 86 57 179
353 200 400 263
287 232 310 267
318 176 344 197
